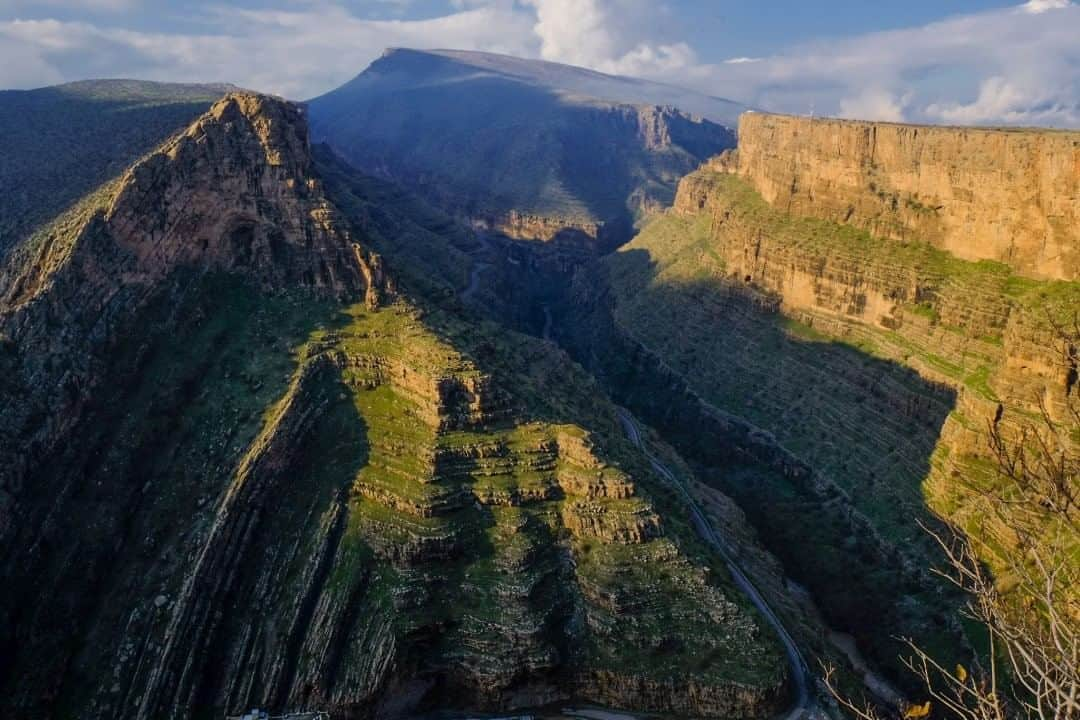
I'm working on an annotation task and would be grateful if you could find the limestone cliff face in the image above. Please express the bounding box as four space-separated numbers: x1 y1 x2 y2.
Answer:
562 133 1080 686
672 168 1076 436
734 112 1080 280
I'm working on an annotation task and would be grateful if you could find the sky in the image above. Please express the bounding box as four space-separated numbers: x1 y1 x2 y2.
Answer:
0 0 1077 127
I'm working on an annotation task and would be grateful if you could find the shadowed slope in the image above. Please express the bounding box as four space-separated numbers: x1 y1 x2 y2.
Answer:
307 48 737 250
0 79 234 258
0 89 788 720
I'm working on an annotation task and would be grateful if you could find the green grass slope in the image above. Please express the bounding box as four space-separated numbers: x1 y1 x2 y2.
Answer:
0 79 232 257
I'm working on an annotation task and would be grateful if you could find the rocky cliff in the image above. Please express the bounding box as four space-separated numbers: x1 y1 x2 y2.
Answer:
0 93 786 719
0 93 388 545
733 113 1080 280
0 80 231 259
561 121 1080 690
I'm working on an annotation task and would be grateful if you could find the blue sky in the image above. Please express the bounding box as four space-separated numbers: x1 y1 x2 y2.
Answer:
1 0 1077 127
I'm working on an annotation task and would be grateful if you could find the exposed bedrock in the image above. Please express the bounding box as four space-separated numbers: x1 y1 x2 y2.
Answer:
558 122 1079 690
0 93 389 548
0 93 787 719
731 112 1080 280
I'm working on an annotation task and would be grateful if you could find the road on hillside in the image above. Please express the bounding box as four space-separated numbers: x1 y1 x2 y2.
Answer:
461 242 817 719
461 258 491 304
615 408 817 720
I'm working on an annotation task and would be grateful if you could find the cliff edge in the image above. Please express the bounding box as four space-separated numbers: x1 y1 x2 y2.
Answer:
731 112 1080 280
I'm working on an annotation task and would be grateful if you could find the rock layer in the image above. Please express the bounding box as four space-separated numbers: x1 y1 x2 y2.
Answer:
734 112 1080 280
0 93 786 719
562 132 1080 688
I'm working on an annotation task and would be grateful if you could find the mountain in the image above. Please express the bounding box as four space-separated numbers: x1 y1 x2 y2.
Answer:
0 93 788 719
0 79 234 259
307 48 740 251
379 48 746 126
557 113 1080 689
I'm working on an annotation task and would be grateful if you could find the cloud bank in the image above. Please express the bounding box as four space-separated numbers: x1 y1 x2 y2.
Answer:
0 0 1076 127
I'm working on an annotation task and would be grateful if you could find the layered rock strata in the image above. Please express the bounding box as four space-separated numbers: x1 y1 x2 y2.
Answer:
0 93 388 544
563 124 1079 686
733 112 1080 280
0 94 787 719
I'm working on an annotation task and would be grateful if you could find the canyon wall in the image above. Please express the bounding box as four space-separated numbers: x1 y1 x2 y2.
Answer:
0 94 787 719
562 118 1080 685
734 113 1080 280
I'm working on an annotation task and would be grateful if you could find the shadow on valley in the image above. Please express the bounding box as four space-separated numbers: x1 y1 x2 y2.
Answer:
0 275 372 715
556 246 966 694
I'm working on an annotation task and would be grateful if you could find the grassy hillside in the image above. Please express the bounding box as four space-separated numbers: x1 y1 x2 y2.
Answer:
0 79 231 257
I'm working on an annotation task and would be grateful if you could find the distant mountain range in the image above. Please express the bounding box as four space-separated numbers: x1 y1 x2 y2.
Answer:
308 48 742 248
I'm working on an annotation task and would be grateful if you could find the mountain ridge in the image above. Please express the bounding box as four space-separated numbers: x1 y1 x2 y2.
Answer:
0 79 235 261
0 90 789 720
308 48 738 254
371 47 747 125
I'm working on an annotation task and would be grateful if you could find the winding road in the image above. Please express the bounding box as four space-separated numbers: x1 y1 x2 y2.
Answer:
461 258 491 304
459 244 818 719
615 408 818 720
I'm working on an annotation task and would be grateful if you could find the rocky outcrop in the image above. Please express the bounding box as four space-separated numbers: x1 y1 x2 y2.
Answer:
2 93 383 311
0 94 786 719
579 670 782 719
0 93 389 547
733 112 1080 280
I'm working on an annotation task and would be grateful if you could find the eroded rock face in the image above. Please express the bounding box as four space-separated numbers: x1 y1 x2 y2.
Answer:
671 166 1077 441
3 93 383 312
734 112 1080 280
564 137 1078 689
0 93 786 720
0 93 388 545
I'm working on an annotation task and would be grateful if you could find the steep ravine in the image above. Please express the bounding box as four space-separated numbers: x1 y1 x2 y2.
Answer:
0 94 789 719
556 113 1080 696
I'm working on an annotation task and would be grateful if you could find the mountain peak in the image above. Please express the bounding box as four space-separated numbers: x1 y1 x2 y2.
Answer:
182 92 311 172
4 91 385 321
331 47 746 127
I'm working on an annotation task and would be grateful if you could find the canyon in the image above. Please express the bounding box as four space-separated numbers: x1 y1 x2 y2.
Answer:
0 49 1076 720
558 112 1079 692
0 92 788 720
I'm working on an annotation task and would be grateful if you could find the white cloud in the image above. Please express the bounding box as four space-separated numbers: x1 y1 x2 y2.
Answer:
839 89 907 122
0 33 64 89
1020 0 1072 13
520 0 690 77
0 0 1076 128
643 0 1080 127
